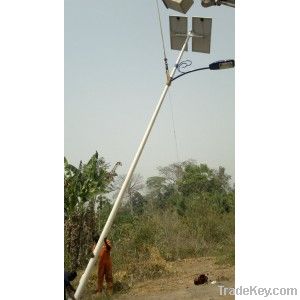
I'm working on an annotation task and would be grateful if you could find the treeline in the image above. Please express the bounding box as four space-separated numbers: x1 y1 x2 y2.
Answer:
64 152 234 277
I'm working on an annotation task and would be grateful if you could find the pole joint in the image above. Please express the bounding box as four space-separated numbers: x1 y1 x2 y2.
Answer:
164 57 171 85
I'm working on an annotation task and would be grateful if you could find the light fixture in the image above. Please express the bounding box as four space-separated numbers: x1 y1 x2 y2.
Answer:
209 59 235 70
201 0 235 8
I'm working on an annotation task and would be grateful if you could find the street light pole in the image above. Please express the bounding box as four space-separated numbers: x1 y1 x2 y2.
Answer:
74 19 235 296
74 32 192 300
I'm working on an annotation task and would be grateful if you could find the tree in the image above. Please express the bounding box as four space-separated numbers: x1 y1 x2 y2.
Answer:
112 173 144 215
64 152 110 269
130 191 146 215
177 162 234 213
64 152 109 216
157 160 196 185
177 163 214 196
145 175 175 209
146 176 167 195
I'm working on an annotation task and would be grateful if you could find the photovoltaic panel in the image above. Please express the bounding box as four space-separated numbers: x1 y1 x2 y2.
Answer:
191 17 212 53
169 16 188 51
162 0 194 14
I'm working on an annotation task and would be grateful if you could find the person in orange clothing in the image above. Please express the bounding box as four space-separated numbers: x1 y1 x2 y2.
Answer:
92 235 113 295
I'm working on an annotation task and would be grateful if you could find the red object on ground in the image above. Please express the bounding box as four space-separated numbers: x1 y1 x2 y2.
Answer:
194 274 208 285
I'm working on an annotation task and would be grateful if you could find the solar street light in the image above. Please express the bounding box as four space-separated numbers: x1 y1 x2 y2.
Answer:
74 14 235 300
168 16 234 81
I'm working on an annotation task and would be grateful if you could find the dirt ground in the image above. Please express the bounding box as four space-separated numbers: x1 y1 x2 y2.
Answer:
85 257 234 300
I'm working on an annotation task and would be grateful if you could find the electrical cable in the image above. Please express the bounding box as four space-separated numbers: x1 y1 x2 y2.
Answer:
168 89 180 163
154 0 179 161
155 0 170 80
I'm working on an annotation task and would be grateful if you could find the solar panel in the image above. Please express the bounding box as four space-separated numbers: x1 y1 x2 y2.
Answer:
162 0 194 14
191 17 212 53
169 16 188 51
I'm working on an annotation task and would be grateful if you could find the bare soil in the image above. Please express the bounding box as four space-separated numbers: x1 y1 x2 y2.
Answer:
109 257 235 300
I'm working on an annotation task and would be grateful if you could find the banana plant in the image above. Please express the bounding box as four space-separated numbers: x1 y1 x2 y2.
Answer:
64 152 110 217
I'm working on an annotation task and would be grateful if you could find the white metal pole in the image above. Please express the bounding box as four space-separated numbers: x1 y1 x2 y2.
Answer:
74 32 191 299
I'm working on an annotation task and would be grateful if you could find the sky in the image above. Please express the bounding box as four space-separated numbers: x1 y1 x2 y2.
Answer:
65 0 235 182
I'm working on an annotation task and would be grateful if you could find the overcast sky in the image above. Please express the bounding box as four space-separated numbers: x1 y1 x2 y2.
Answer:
65 0 235 182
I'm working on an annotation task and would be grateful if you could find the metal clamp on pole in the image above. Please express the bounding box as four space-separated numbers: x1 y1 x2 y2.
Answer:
164 57 172 85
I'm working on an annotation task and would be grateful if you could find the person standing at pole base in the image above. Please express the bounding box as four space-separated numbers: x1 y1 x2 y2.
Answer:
64 271 77 300
92 234 113 295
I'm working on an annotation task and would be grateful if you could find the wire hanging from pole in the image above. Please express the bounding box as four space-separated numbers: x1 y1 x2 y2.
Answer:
155 0 170 83
168 89 180 163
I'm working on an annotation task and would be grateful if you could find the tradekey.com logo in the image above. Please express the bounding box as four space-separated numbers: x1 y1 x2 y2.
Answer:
218 285 298 297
